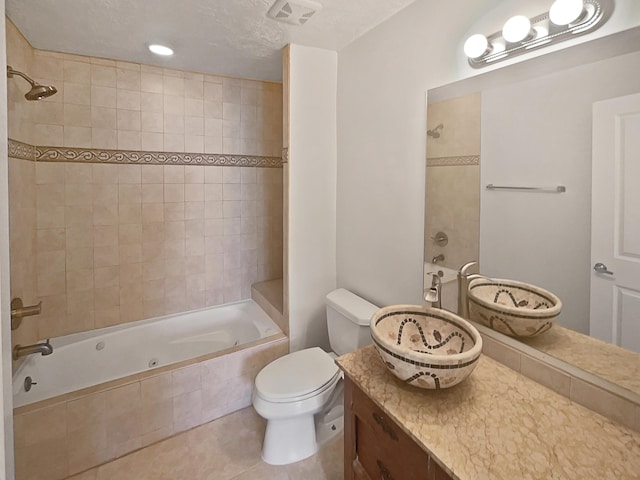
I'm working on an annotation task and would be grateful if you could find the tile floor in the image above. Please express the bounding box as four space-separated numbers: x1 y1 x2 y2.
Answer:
65 407 344 480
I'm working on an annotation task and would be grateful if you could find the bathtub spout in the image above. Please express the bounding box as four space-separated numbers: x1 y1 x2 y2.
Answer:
13 339 53 360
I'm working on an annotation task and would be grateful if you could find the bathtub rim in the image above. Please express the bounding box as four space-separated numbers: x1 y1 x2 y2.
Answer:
14 331 288 416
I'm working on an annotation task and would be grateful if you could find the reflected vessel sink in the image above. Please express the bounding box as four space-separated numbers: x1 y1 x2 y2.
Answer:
370 305 482 389
467 278 562 337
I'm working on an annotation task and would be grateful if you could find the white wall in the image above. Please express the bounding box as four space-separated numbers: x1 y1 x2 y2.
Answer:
0 0 15 476
336 0 640 309
288 45 337 351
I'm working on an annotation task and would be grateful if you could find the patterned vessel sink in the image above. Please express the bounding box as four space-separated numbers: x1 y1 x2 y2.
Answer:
467 278 562 337
370 305 482 390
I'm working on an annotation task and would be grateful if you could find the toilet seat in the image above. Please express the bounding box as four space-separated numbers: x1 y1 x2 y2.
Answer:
255 347 339 403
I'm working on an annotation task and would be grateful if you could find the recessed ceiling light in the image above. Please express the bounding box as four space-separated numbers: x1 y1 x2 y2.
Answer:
149 44 174 56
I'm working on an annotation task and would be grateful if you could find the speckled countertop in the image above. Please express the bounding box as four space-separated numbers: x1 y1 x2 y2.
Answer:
337 345 640 480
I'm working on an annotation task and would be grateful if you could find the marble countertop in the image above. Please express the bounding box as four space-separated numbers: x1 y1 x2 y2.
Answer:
337 345 640 480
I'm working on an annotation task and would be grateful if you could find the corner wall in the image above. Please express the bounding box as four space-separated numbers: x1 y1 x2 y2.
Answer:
287 45 337 352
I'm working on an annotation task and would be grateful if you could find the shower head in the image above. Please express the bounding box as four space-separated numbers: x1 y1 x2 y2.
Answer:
7 66 58 101
427 123 444 139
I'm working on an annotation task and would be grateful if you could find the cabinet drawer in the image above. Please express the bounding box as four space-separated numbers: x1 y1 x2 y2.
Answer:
352 386 429 479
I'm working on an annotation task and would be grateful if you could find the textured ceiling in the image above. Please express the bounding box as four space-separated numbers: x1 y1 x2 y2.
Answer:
6 0 418 82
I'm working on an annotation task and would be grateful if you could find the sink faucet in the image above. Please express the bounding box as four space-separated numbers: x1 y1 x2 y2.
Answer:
425 271 443 309
457 261 492 319
13 339 53 360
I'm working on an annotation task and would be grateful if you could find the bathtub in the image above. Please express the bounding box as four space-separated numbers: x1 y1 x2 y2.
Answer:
13 299 282 408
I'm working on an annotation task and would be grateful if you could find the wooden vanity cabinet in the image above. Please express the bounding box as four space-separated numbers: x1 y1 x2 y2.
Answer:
344 377 454 480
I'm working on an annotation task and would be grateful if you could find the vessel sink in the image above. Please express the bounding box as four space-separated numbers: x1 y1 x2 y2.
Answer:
467 278 562 337
370 305 482 390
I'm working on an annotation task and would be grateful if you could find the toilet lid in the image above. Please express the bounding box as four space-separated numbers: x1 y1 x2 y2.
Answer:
255 347 339 401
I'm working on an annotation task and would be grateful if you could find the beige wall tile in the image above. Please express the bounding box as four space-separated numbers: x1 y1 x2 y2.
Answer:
141 131 164 152
91 85 116 108
520 355 571 398
10 39 283 346
117 89 141 111
67 426 109 476
570 379 640 432
173 390 202 433
91 64 117 87
16 402 67 447
481 335 522 372
67 392 107 433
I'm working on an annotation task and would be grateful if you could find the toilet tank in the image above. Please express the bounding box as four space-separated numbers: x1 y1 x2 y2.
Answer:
325 289 379 356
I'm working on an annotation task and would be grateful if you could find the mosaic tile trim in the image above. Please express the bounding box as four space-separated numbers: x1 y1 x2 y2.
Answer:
8 138 36 161
282 147 289 164
427 155 480 167
8 138 283 168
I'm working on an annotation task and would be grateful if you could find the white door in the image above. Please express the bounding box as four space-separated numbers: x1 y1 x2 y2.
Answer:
591 93 640 352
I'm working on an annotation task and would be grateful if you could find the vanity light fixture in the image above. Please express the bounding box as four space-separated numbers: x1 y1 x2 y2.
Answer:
464 0 612 68
148 44 174 56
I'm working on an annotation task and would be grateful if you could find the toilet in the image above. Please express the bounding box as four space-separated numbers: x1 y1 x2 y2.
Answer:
252 288 378 465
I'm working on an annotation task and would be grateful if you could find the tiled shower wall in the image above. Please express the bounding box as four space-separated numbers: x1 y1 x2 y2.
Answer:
425 93 480 272
29 162 283 342
7 19 283 347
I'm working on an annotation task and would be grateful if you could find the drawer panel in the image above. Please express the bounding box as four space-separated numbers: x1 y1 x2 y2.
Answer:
352 386 429 479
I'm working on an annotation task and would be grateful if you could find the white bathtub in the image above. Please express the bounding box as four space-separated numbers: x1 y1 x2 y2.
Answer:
13 300 281 408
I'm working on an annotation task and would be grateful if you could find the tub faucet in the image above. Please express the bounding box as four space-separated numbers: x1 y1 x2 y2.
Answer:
13 339 53 360
425 271 444 309
457 261 492 319
432 253 445 264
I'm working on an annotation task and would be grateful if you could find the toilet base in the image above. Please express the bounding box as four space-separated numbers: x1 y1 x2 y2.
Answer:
260 381 345 466
262 415 318 465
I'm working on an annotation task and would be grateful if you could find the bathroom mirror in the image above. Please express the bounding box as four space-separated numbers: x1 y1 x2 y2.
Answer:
425 26 640 400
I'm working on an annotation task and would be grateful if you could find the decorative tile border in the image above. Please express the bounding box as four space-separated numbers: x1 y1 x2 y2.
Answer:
282 147 289 164
8 138 36 161
427 155 480 167
8 138 283 168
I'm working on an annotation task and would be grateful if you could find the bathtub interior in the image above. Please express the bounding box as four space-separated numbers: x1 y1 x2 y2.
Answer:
13 299 282 408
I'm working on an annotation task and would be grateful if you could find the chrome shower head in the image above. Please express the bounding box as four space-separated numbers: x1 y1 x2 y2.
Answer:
7 66 58 101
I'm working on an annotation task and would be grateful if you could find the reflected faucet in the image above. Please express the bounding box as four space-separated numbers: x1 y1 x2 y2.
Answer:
432 253 445 264
457 261 491 319
13 339 53 360
425 271 443 309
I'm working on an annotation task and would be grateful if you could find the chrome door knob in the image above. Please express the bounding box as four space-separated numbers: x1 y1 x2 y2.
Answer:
593 262 614 275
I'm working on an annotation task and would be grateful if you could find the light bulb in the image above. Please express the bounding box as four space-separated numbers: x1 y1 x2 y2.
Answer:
502 15 532 43
149 44 174 56
464 34 490 59
549 0 584 25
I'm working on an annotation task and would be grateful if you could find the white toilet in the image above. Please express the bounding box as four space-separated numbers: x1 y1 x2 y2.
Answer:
252 288 378 465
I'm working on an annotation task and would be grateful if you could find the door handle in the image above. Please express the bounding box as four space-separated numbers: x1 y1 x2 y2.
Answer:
593 263 614 275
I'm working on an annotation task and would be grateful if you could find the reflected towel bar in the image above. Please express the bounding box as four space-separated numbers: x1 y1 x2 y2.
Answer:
485 184 566 193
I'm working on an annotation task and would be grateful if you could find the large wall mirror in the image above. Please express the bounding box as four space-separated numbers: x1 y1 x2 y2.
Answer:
425 26 640 401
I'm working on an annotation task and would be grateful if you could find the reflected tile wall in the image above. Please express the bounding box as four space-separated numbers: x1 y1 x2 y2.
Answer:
425 93 481 272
